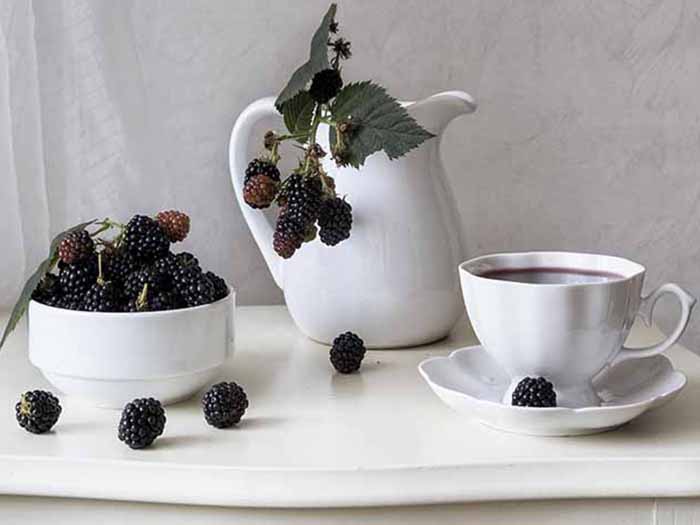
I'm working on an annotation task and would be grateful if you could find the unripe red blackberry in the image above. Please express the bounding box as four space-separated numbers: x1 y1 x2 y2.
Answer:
156 210 190 243
244 174 279 209
58 230 94 264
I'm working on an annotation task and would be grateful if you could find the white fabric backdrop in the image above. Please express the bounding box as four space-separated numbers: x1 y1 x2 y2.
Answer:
1 0 699 349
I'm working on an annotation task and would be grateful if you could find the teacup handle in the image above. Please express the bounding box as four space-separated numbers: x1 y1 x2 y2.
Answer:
612 283 696 366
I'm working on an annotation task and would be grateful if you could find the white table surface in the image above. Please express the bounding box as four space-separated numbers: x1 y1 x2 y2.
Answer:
0 306 699 511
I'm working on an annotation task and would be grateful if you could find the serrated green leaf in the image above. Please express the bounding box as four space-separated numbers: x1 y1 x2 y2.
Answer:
0 220 95 350
330 81 435 168
275 4 336 110
281 90 315 141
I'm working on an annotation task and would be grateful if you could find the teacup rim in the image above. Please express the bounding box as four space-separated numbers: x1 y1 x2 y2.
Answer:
458 251 645 288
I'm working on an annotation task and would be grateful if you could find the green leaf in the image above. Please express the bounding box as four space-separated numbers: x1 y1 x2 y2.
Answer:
275 4 336 110
281 90 315 141
0 220 95 351
330 81 435 168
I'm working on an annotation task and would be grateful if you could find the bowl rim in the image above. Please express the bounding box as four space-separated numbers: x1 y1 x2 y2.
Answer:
29 289 235 319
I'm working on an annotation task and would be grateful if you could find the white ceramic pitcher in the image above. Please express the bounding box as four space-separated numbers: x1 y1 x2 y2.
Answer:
229 91 476 347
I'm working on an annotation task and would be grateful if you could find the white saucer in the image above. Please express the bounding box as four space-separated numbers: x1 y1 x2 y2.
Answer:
418 345 686 436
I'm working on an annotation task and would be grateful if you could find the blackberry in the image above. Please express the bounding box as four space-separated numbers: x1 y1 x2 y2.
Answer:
124 266 171 299
156 210 190 243
172 266 216 307
244 158 280 185
280 174 323 226
127 289 182 312
58 229 95 264
123 215 170 263
318 197 352 246
31 274 61 305
58 257 98 298
103 250 138 287
244 174 279 209
511 377 557 408
81 281 123 312
202 382 248 428
309 68 343 103
118 398 166 449
15 390 62 434
273 212 304 258
205 271 229 300
329 332 366 373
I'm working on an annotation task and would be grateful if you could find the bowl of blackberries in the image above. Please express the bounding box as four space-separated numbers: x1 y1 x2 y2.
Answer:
27 211 234 408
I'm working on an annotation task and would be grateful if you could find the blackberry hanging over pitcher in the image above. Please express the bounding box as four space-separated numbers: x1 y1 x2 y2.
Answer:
240 3 433 258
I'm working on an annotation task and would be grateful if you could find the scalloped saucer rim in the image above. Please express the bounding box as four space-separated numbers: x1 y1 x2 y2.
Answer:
418 345 686 436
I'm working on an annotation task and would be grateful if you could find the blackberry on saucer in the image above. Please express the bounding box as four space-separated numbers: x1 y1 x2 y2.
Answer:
15 390 62 434
117 397 166 449
511 377 557 408
330 332 366 373
123 215 170 263
202 382 248 428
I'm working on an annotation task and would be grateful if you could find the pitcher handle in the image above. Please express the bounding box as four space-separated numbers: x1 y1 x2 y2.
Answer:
611 283 696 366
228 97 283 288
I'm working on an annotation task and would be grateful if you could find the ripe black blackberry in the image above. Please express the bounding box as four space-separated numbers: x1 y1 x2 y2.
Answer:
244 174 279 209
58 229 95 264
273 212 304 258
104 250 138 287
31 274 61 305
15 390 62 434
280 174 323 226
58 256 98 298
126 289 182 312
511 377 557 408
118 398 166 449
202 382 248 428
205 271 229 300
172 266 216 307
329 332 366 373
81 281 123 312
318 197 352 246
124 266 171 299
245 158 280 185
309 68 343 103
123 215 170 263
156 210 190 242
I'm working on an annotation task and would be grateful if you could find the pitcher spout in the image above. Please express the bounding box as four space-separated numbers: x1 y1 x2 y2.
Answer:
407 91 477 135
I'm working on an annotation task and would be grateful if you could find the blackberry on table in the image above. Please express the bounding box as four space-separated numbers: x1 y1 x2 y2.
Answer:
511 377 557 408
244 158 280 185
330 332 366 373
273 212 304 259
202 382 248 428
58 230 95 265
156 210 190 243
318 197 352 246
205 271 229 300
309 68 343 103
118 398 166 449
58 257 98 298
15 390 62 434
123 215 170 263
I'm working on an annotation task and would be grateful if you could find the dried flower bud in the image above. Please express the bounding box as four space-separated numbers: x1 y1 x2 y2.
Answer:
264 131 277 150
308 143 326 159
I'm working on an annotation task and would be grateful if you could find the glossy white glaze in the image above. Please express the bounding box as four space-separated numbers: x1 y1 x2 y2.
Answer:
419 345 686 436
28 293 235 408
229 92 476 347
460 252 695 407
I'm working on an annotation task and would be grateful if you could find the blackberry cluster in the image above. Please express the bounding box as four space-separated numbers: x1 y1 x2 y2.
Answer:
32 212 229 313
511 377 557 408
118 398 166 449
329 332 366 373
15 390 62 434
202 382 249 428
318 198 352 246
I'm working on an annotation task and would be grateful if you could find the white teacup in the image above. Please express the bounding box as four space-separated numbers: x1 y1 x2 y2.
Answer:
459 252 696 408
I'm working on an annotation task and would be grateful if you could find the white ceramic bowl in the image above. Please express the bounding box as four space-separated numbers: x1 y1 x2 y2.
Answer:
28 292 235 408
